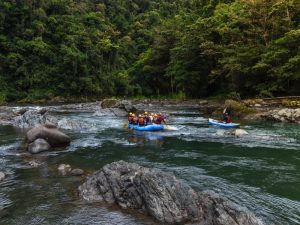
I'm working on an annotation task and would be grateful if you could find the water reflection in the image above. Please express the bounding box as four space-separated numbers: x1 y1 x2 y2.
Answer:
128 130 164 147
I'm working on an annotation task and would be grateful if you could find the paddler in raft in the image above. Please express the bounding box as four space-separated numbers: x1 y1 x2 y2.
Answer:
155 113 167 125
144 112 152 125
128 112 134 124
132 113 138 125
138 114 146 127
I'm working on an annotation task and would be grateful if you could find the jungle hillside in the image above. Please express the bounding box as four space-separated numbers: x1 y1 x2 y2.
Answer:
0 0 299 103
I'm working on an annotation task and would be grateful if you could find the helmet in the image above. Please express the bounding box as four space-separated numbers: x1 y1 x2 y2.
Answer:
129 112 132 116
138 114 143 118
154 114 157 117
144 112 148 115
132 113 135 117
151 113 154 116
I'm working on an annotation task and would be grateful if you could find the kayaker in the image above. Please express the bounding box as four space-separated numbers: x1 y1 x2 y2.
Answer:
128 113 134 124
138 114 146 126
132 114 138 125
155 113 167 125
144 112 151 125
223 113 231 123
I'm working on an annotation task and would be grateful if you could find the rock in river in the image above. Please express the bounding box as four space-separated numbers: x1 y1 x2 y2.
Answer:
233 129 249 137
58 164 72 175
78 161 265 225
26 123 70 148
27 138 51 154
71 168 84 176
13 109 58 128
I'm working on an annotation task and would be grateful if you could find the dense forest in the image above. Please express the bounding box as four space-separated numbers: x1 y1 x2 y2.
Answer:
0 0 299 102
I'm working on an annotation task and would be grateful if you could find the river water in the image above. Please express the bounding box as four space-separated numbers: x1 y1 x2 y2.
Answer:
0 105 300 225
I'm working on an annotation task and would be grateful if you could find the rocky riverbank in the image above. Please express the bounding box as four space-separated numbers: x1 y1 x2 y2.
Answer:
0 97 299 129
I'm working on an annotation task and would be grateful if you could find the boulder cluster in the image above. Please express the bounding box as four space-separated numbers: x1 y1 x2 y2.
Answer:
26 123 70 154
261 108 300 123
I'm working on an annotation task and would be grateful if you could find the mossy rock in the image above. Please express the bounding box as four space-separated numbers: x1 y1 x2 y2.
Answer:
243 99 264 106
225 100 256 116
101 99 120 108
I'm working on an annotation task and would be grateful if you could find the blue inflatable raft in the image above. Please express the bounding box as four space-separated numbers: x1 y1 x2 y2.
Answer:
208 118 240 128
128 124 164 131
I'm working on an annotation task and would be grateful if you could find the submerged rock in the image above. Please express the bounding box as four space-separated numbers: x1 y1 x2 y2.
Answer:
26 123 70 147
93 107 128 117
28 160 41 168
58 164 72 175
28 138 51 154
57 118 93 130
71 168 84 176
233 129 249 137
79 161 265 225
0 172 5 181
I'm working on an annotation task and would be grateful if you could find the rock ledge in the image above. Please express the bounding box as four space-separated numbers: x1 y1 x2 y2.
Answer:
79 161 265 225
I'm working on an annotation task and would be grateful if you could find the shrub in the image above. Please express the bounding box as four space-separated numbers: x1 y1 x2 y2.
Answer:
258 90 273 98
226 92 241 101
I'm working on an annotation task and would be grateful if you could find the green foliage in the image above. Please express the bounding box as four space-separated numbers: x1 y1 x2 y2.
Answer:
226 92 241 101
0 0 299 101
171 90 186 101
282 99 300 107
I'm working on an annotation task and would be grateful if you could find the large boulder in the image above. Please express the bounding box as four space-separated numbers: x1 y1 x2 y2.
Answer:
28 138 51 154
79 161 265 225
26 123 70 147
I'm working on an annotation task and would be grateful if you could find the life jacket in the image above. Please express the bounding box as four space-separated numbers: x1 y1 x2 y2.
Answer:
128 116 133 124
225 116 231 123
155 116 164 124
133 117 138 125
138 117 145 126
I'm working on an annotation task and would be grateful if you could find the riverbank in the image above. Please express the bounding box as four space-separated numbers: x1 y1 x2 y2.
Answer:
1 97 300 126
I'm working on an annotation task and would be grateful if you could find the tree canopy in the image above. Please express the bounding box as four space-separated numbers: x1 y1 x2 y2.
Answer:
0 0 299 102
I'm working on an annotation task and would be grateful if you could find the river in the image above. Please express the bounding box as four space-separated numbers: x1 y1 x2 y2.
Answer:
0 104 300 225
